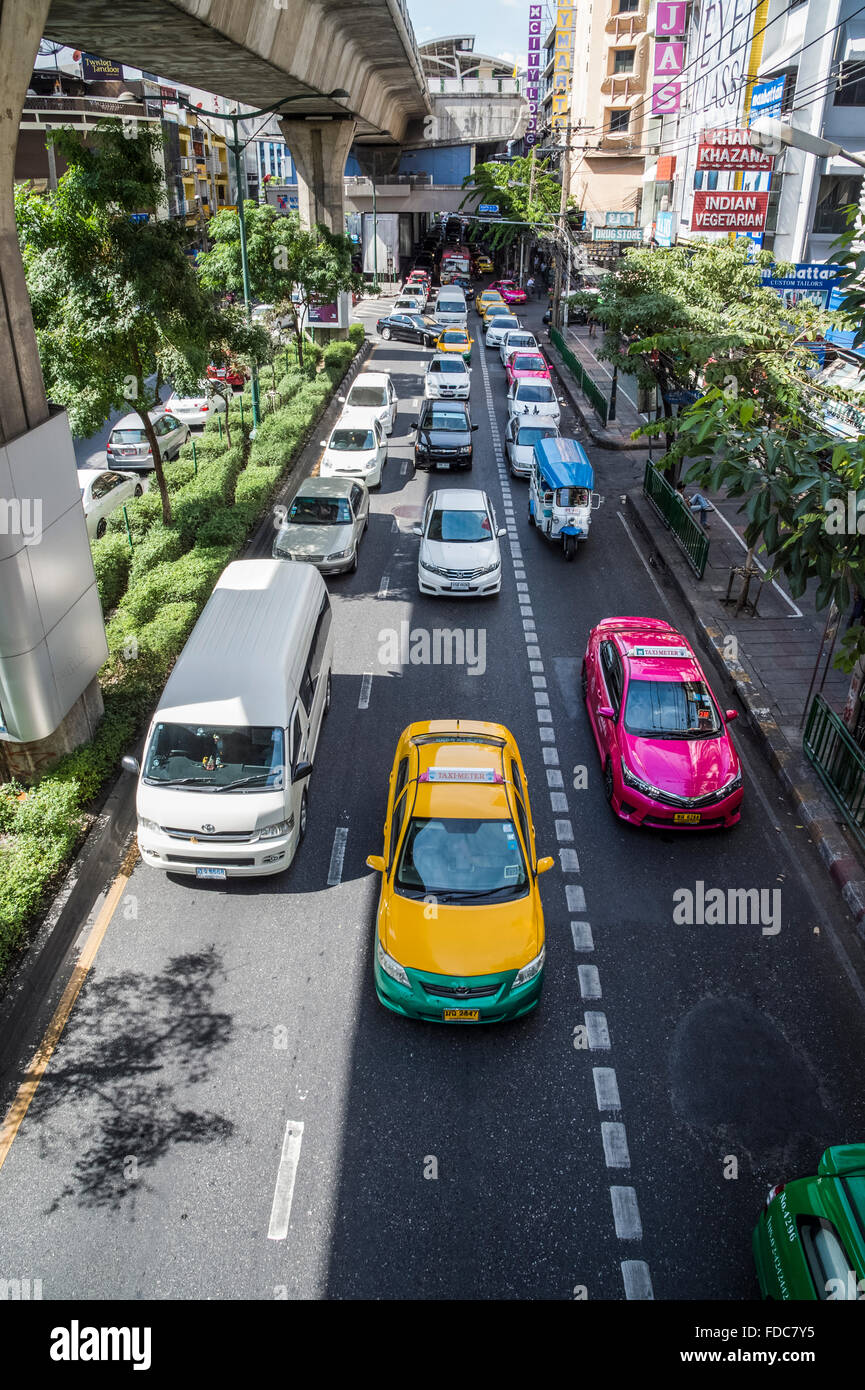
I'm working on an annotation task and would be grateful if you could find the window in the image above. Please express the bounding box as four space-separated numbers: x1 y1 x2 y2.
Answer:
388 757 410 869
308 595 332 688
609 108 630 134
813 174 864 235
618 0 639 11
798 1218 856 1298
600 642 623 711
835 60 865 106
290 707 304 773
613 49 635 74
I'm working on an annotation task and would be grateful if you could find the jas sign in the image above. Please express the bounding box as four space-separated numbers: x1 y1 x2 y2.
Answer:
692 190 769 232
697 127 774 171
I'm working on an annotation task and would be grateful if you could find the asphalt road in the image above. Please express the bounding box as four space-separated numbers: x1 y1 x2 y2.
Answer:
2 292 865 1301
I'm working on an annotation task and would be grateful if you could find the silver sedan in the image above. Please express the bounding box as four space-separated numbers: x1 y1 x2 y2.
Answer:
272 475 370 575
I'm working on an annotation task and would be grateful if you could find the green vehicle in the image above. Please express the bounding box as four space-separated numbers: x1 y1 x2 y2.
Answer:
752 1144 865 1300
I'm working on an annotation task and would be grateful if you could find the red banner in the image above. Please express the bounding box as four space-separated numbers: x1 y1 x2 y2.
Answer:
692 190 769 232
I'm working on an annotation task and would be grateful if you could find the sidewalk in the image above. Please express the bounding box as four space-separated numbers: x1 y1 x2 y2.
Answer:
547 322 653 450
626 481 865 933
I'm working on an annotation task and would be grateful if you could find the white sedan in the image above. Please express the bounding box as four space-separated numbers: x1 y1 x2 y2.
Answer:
165 384 228 430
500 329 539 366
504 419 560 478
338 371 398 435
424 355 471 399
413 487 505 597
78 468 148 541
506 378 562 425
485 314 522 348
319 409 387 489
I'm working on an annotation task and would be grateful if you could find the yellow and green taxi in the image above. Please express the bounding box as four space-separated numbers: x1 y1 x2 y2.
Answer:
366 720 553 1023
434 328 474 362
752 1144 865 1299
475 288 505 317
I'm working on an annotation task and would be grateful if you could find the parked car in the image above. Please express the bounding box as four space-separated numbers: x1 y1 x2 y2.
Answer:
424 354 471 399
376 312 439 347
411 398 478 471
206 362 247 390
500 329 540 365
338 371 398 435
165 384 228 430
319 409 387 488
505 352 552 388
272 475 369 574
506 378 562 424
106 408 190 472
413 487 505 597
484 313 522 347
78 468 147 540
504 419 560 479
582 616 744 830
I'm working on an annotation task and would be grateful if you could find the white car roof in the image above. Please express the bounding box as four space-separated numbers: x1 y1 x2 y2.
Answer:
427 354 468 370
350 371 391 387
111 409 168 430
430 488 489 511
333 408 378 430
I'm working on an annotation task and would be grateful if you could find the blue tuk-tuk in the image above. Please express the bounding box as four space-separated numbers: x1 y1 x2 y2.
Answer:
528 437 601 560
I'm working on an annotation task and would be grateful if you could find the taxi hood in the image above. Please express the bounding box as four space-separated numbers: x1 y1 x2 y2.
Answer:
383 892 540 976
623 733 737 797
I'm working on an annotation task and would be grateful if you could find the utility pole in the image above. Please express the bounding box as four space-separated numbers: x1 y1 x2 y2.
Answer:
370 179 379 294
551 121 572 330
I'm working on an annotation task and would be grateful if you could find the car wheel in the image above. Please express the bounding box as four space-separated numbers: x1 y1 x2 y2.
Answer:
95 518 107 539
349 547 358 573
133 484 143 498
298 788 309 844
324 671 332 713
381 327 392 340
603 759 615 804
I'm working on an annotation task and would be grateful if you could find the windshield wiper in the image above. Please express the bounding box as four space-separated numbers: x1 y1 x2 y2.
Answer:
144 775 218 787
212 774 281 791
437 885 524 902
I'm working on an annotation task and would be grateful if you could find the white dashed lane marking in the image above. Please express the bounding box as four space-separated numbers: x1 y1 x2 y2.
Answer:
601 1122 631 1168
358 673 373 710
578 963 601 998
621 1261 655 1300
585 1011 611 1050
377 575 390 599
593 1067 621 1110
267 1120 305 1241
610 1187 642 1240
571 920 594 951
326 827 348 887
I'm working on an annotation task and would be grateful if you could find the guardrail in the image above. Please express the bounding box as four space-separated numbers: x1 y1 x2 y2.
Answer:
550 326 609 427
804 694 865 854
642 460 709 578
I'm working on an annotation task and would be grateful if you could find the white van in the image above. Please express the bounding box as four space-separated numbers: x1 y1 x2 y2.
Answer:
434 287 468 329
123 560 333 879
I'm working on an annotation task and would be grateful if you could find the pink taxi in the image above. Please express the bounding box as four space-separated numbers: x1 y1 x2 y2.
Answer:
505 351 552 388
490 279 528 305
582 617 743 829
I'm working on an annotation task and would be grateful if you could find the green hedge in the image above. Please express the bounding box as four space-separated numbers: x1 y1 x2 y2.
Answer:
129 524 187 586
114 545 234 627
92 532 133 615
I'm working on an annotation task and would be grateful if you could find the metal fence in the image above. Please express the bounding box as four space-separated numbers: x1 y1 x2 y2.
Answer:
804 694 865 854
642 461 710 578
550 327 608 426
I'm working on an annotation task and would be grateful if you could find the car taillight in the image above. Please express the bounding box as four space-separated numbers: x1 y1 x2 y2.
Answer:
201 404 209 412
765 1182 785 1208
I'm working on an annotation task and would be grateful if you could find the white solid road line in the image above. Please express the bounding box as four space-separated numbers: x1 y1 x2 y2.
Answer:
617 510 668 608
610 1186 643 1240
267 1119 305 1241
358 673 373 710
621 1260 655 1300
326 827 349 887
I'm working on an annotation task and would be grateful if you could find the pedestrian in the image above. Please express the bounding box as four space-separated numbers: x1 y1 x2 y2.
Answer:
676 482 711 529
526 275 536 298
586 308 597 339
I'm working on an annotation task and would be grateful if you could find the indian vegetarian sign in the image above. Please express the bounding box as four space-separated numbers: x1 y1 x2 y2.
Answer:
692 190 769 232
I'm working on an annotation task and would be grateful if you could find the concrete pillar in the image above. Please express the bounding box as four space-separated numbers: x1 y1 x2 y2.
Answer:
277 116 356 234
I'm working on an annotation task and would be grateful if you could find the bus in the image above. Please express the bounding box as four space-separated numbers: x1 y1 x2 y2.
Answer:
440 243 472 284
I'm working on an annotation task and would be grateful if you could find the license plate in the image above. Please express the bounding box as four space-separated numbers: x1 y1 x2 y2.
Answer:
438 461 450 470
196 866 227 879
443 1008 480 1022
673 813 701 824
451 581 470 591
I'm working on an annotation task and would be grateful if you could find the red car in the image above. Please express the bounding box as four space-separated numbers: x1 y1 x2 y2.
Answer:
490 279 528 305
206 362 247 390
505 351 552 387
582 617 743 830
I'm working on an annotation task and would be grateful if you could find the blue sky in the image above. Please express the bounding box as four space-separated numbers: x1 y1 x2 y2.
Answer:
407 0 547 70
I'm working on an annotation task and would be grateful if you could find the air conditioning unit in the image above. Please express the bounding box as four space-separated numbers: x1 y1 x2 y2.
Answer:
647 144 660 156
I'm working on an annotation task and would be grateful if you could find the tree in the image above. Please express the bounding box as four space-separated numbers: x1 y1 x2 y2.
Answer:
196 203 361 368
14 120 260 525
459 154 563 253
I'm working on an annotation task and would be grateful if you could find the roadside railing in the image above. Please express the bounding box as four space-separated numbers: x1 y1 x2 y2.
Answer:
642 460 709 578
550 326 609 426
804 693 865 853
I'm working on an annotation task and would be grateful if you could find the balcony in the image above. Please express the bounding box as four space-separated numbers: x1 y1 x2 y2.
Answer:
605 0 648 38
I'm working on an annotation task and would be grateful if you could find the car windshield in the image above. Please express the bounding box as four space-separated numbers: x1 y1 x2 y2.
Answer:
624 680 722 739
430 359 465 374
512 355 546 372
507 335 535 349
329 428 374 451
427 509 492 542
347 386 387 408
289 495 352 525
395 816 528 901
517 426 557 446
557 486 590 506
143 722 285 789
441 332 466 344
427 407 468 430
438 304 464 315
516 383 555 402
491 316 518 328
111 429 145 444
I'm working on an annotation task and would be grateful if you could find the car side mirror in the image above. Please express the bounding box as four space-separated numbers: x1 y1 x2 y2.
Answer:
497 526 507 537
592 493 601 509
472 424 479 432
337 396 346 403
598 706 615 720
366 854 385 872
536 856 555 875
410 420 418 430
412 523 423 536
293 759 313 782
725 709 739 722
319 440 327 447
121 755 140 775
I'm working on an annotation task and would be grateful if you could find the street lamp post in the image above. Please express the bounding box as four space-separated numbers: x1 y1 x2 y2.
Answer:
370 178 379 294
181 89 349 430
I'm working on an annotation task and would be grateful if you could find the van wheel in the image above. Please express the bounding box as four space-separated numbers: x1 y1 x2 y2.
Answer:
298 788 309 844
324 672 332 714
133 484 143 498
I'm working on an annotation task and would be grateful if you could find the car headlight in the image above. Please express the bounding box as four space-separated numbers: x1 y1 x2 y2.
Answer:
478 561 500 575
137 817 160 836
272 544 296 560
376 935 410 988
258 817 294 840
325 547 353 561
420 560 448 576
512 944 545 988
620 759 662 799
719 769 743 795
416 441 429 453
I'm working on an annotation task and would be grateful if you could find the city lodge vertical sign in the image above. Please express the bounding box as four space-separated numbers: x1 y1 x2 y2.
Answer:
526 6 542 147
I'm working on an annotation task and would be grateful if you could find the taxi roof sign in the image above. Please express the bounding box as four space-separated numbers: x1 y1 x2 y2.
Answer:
629 644 692 659
421 767 502 783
